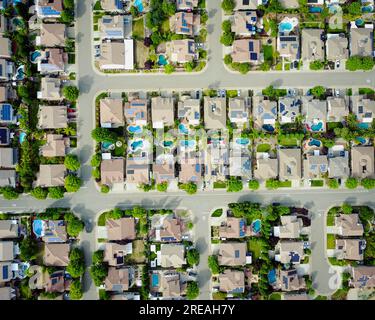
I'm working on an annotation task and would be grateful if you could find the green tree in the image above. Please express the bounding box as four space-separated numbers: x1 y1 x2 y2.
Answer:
60 10 74 24
91 154 102 167
265 179 280 190
248 180 260 190
222 20 232 33
187 248 200 266
92 250 104 265
48 187 65 199
65 212 84 237
0 187 19 200
69 280 83 300
20 238 38 261
164 64 175 74
310 60 324 70
361 178 375 190
92 167 100 179
221 0 235 13
90 264 108 286
130 5 139 17
347 1 361 16
31 187 48 200
62 86 79 101
345 178 358 189
341 203 353 214
64 154 81 171
64 175 82 193
101 185 110 193
66 248 85 278
156 182 168 192
208 255 220 274
224 54 233 65
220 32 234 46
227 177 243 192
186 281 199 300
180 182 197 194
310 86 326 99
328 179 339 189
91 128 117 143
63 0 75 9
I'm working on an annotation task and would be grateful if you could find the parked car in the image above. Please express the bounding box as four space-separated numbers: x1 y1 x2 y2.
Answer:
220 89 226 98
335 60 340 69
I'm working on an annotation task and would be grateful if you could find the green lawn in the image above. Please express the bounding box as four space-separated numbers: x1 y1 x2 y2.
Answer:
327 209 336 226
161 19 170 33
278 180 292 188
311 180 324 187
269 292 282 300
256 143 271 153
327 234 336 249
211 209 223 217
68 53 76 64
97 212 107 226
279 136 298 147
359 88 374 95
247 238 263 260
328 257 349 266
213 181 227 189
263 45 273 63
327 122 343 131
133 18 145 39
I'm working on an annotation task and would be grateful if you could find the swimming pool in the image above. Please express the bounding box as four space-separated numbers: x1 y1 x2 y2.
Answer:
13 65 25 81
102 141 114 150
252 219 261 234
309 6 322 13
262 124 275 132
128 125 142 134
357 122 370 129
310 121 323 132
163 141 173 147
362 5 373 12
134 0 144 12
178 123 189 135
30 51 41 63
356 137 367 145
32 220 44 238
131 140 144 151
180 140 196 148
151 274 159 287
268 269 277 284
355 18 365 27
236 138 250 146
308 139 321 147
279 21 293 33
19 132 26 144
158 55 168 66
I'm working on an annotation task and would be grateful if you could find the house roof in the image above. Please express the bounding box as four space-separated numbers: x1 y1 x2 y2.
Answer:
219 270 245 293
0 286 13 300
101 158 125 186
177 98 200 123
278 148 301 180
100 0 125 11
40 134 67 157
228 98 249 122
278 241 304 264
153 161 175 184
103 242 132 266
178 159 203 184
303 154 328 179
275 215 303 239
231 39 261 64
302 96 327 121
278 35 300 60
350 266 375 289
326 34 348 60
170 12 200 36
204 97 227 129
232 11 258 36
38 105 68 129
154 271 183 298
176 0 198 10
126 158 150 185
157 215 183 242
43 243 70 266
328 156 349 178
301 29 324 61
100 98 124 127
41 220 67 243
38 77 62 101
0 170 16 188
99 15 128 39
234 0 261 10
124 99 148 124
254 158 278 180
219 217 249 239
39 23 66 47
351 95 375 122
44 270 70 293
0 220 18 239
167 39 196 64
160 244 185 268
335 214 364 237
350 27 373 57
151 97 175 128
279 0 299 8
218 242 247 266
336 239 365 261
98 40 134 70
106 217 136 241
327 97 349 122
277 269 306 291
39 48 67 73
252 95 277 125
0 148 17 168
105 267 130 292
36 164 66 187
278 96 301 123
0 241 14 261
351 146 374 179
0 36 11 58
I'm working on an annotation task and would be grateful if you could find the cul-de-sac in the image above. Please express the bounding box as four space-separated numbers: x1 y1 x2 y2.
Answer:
0 0 374 302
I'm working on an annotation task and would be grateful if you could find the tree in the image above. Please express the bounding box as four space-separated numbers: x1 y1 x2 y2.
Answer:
221 0 235 13
347 1 361 16
63 0 75 10
345 178 358 189
310 86 326 100
157 182 168 192
63 86 79 102
180 182 197 194
69 280 83 300
65 212 84 237
328 179 339 189
60 10 74 24
265 179 280 190
31 187 48 200
184 61 196 72
310 60 324 70
92 167 100 179
20 238 38 261
341 203 353 214
92 250 104 265
248 180 260 190
66 248 85 278
90 264 108 286
64 154 81 171
187 248 200 266
48 187 65 199
130 6 139 17
0 187 19 200
101 185 110 193
64 175 82 193
224 54 233 65
164 64 175 74
91 128 117 143
220 32 234 46
186 281 199 300
361 178 375 190
208 255 220 274
222 20 232 33
227 177 243 192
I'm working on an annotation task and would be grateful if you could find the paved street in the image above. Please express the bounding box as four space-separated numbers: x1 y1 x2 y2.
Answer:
0 0 374 300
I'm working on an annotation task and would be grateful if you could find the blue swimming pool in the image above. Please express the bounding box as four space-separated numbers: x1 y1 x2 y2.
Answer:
308 139 321 147
32 220 44 238
236 138 250 146
134 0 144 12
309 6 322 13
310 121 323 132
178 123 189 135
128 125 142 134
356 137 367 145
151 274 159 287
131 140 143 151
357 122 370 129
14 65 25 80
102 141 113 150
19 132 26 144
355 18 365 27
158 55 168 66
279 22 293 33
252 219 261 234
268 269 277 284
163 141 173 147
30 51 41 63
362 5 373 13
262 124 275 132
180 140 195 148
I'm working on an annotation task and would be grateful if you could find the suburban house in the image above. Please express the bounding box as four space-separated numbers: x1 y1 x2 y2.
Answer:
335 214 364 237
177 98 200 126
170 12 200 36
105 267 133 292
302 96 327 132
273 215 303 239
178 155 203 185
301 29 325 62
100 98 124 128
153 158 176 185
229 152 252 179
125 99 148 126
41 134 69 157
44 270 71 293
278 148 302 183
151 97 175 128
219 217 251 239
0 170 16 188
218 270 245 294
0 102 16 123
100 0 124 11
275 241 304 264
279 0 299 8
231 11 259 37
0 220 19 239
205 143 229 183
149 270 186 299
328 145 350 179
275 269 306 292
99 15 133 39
166 39 196 64
278 97 301 124
351 95 375 126
336 239 366 261
327 97 349 122
98 40 134 70
176 0 198 10
277 34 300 61
252 95 277 131
160 244 186 268
106 217 136 241
125 158 150 186
0 241 14 261
228 98 249 125
43 243 70 267
37 77 62 101
0 127 10 145
37 23 66 47
101 158 125 186
303 153 328 179
0 148 17 168
0 36 11 59
0 15 8 35
349 25 374 57
231 39 262 64
0 287 15 300
204 97 227 129
149 214 183 242
217 242 249 266
35 164 66 187
103 242 133 267
38 48 67 74
350 266 375 289
34 220 67 243
326 34 349 61
234 0 262 10
253 155 278 181
0 58 14 81
38 105 68 129
351 146 375 179
35 0 63 19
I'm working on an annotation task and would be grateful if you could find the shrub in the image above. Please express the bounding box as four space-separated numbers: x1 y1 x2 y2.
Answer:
64 175 82 193
66 248 85 278
31 187 48 200
91 128 117 143
90 264 108 286
63 86 79 101
187 248 200 266
220 32 234 46
248 180 260 190
221 0 235 13
48 187 65 199
310 60 324 70
186 281 199 300
265 179 280 190
64 154 81 171
164 64 175 74
341 203 353 214
224 54 233 65
361 178 375 190
328 179 339 189
208 255 220 274
345 178 358 189
101 185 110 193
227 178 243 192
156 182 168 192
310 86 326 99
92 250 104 265
0 187 19 200
20 238 38 261
179 182 197 194
222 20 232 33
69 280 83 300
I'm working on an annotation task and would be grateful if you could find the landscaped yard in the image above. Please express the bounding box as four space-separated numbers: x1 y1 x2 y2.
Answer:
133 17 145 39
257 143 271 153
211 209 223 217
311 180 324 187
279 136 298 147
263 45 273 64
247 238 264 260
127 240 146 263
326 209 336 226
213 181 227 189
327 234 336 249
269 292 282 300
278 180 292 188
135 40 149 69
97 212 107 226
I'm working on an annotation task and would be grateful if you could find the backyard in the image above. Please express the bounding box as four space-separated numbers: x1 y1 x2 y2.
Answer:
135 40 149 69
133 17 145 39
247 238 264 261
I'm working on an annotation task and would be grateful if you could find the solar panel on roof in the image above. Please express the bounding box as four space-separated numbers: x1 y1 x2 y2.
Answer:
250 52 258 60
235 250 240 258
249 42 254 51
0 104 11 120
